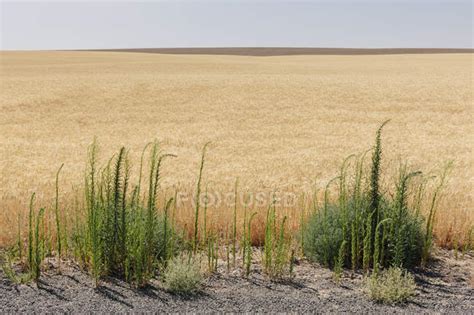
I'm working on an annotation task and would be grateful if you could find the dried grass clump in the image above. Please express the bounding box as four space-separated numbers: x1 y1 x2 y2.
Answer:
365 267 416 304
163 254 202 295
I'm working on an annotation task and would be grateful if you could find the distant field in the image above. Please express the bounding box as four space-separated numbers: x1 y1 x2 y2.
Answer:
92 47 474 56
0 51 472 246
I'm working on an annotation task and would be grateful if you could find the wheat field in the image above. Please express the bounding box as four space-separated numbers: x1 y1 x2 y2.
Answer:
0 51 472 246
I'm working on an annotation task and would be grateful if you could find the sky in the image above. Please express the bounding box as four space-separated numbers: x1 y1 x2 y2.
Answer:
0 0 472 50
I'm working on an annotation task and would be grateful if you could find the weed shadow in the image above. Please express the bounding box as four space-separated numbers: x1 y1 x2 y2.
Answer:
37 279 68 301
96 285 133 308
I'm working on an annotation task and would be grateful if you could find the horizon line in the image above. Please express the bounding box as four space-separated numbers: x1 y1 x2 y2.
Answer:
3 47 473 56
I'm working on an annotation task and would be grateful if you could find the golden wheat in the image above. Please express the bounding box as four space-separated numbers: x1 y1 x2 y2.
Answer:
0 51 472 247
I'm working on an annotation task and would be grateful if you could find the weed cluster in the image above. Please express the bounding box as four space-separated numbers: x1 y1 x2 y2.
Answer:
303 121 449 273
70 140 183 287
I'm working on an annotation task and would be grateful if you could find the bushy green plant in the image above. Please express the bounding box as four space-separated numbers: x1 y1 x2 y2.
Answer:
163 254 202 294
303 204 345 268
123 202 181 286
303 121 430 271
73 140 182 287
365 267 416 304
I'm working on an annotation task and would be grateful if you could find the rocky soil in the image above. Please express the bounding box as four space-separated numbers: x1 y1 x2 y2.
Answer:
1 249 472 313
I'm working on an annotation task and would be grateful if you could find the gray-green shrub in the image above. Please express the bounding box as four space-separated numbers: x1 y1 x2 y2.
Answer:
365 267 416 304
163 254 202 294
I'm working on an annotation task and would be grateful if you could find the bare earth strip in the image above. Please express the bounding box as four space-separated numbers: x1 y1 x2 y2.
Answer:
0 250 472 312
87 47 474 56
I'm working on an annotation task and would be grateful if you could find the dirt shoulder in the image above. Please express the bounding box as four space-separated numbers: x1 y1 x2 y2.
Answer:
1 249 472 313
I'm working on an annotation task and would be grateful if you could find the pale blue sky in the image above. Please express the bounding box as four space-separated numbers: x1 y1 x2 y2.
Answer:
1 0 472 50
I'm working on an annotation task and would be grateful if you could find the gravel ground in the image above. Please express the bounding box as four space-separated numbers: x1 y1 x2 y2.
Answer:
1 249 472 313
